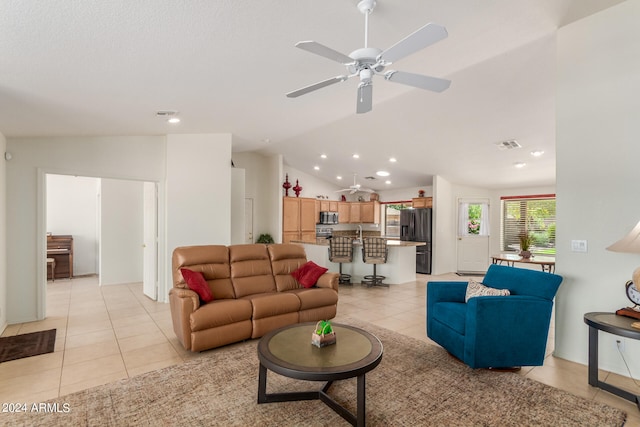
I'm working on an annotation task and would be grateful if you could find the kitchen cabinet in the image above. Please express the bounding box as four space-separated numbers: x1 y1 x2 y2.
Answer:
338 202 350 224
349 203 361 224
319 200 338 212
412 197 433 209
283 197 317 243
360 201 380 224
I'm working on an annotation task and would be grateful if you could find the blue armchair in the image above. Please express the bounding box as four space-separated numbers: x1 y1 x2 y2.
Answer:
426 264 563 369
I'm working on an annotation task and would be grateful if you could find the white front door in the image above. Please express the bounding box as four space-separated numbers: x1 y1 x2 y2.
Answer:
457 199 490 273
143 182 158 300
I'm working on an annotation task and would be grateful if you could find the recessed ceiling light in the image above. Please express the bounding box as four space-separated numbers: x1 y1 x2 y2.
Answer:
313 166 320 171
336 176 342 180
385 180 391 184
352 154 360 159
376 171 390 177
514 162 527 168
389 157 397 163
320 154 327 159
167 117 181 124
530 150 544 157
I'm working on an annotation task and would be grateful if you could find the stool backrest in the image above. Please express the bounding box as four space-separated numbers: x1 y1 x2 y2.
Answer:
329 236 353 260
362 237 387 261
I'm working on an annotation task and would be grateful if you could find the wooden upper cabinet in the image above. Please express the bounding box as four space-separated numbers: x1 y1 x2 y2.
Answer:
360 201 380 224
349 203 361 224
319 200 339 212
299 198 316 232
338 202 350 224
283 197 300 232
412 197 433 209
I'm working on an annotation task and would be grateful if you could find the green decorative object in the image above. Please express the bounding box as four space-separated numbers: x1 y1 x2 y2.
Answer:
312 320 336 347
256 233 274 244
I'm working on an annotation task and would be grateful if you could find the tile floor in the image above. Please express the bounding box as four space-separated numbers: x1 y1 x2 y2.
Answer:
1 274 639 425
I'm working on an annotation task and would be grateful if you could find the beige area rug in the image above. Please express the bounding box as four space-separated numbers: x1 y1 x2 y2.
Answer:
5 320 626 426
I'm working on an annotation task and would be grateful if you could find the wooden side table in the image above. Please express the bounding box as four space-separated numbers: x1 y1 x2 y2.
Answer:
583 312 640 409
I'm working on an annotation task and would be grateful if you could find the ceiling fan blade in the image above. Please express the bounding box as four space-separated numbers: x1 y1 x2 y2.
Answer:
385 70 450 92
356 83 373 114
295 41 354 65
380 23 447 64
286 75 348 98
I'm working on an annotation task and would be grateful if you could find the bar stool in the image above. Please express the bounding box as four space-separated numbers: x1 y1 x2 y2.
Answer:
328 236 354 285
361 237 388 287
47 257 56 282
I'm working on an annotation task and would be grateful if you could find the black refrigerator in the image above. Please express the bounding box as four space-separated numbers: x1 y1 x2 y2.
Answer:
400 208 432 274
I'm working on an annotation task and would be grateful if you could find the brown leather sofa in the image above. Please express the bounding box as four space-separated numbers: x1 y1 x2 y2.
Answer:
169 243 339 352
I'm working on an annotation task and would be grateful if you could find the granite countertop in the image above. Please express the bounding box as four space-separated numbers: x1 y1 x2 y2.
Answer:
291 239 425 247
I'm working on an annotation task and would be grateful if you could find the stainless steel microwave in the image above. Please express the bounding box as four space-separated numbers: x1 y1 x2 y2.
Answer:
319 211 339 225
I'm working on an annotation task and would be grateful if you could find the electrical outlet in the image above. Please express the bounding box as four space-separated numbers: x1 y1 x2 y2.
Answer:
571 240 588 252
616 339 626 352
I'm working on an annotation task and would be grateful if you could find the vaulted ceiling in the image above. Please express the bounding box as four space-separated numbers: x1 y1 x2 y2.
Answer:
0 0 626 190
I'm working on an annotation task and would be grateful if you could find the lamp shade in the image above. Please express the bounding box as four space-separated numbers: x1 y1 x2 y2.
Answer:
606 220 640 254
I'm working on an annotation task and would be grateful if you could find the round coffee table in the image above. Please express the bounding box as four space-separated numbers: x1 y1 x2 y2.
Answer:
257 322 383 427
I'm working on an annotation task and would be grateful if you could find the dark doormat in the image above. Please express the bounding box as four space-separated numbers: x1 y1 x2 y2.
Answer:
0 329 56 363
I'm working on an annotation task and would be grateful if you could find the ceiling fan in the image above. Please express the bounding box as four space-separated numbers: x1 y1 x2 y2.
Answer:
286 0 451 114
336 174 375 194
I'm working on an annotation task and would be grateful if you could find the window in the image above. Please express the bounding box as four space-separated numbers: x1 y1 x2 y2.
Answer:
501 195 556 255
381 203 412 238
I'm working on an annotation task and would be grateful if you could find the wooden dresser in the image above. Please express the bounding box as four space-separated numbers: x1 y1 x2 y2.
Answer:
47 235 73 280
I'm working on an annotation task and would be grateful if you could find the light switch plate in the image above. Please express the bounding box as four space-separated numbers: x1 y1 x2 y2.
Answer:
571 240 588 252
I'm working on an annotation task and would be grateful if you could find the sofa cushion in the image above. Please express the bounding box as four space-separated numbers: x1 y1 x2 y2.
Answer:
173 245 235 299
291 261 328 288
190 299 252 332
180 268 214 303
229 244 276 297
285 288 338 310
268 244 309 291
465 279 510 302
241 292 301 319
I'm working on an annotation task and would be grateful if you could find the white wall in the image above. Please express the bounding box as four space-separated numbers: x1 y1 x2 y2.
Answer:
233 152 282 242
283 165 343 201
230 168 245 244
165 133 232 249
46 174 100 276
99 179 144 285
5 136 166 322
432 176 455 274
377 186 433 202
555 0 640 375
0 132 7 332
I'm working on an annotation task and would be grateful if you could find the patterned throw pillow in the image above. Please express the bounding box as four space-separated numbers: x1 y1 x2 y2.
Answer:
465 279 510 302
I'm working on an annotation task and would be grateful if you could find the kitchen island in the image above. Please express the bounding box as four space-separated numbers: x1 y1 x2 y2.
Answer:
292 239 425 285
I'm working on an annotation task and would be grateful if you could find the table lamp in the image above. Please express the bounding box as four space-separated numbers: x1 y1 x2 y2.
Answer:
606 220 640 319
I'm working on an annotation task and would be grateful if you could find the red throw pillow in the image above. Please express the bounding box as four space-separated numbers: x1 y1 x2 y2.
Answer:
291 261 328 288
180 268 214 303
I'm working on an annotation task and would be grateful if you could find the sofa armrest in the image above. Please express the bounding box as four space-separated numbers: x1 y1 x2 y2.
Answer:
316 272 339 291
427 281 467 304
169 288 200 350
464 295 553 367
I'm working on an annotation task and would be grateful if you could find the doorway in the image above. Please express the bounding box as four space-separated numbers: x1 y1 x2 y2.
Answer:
457 199 490 273
44 174 159 305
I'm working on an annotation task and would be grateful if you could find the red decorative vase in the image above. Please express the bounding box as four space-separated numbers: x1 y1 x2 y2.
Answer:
282 174 292 196
293 179 302 197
